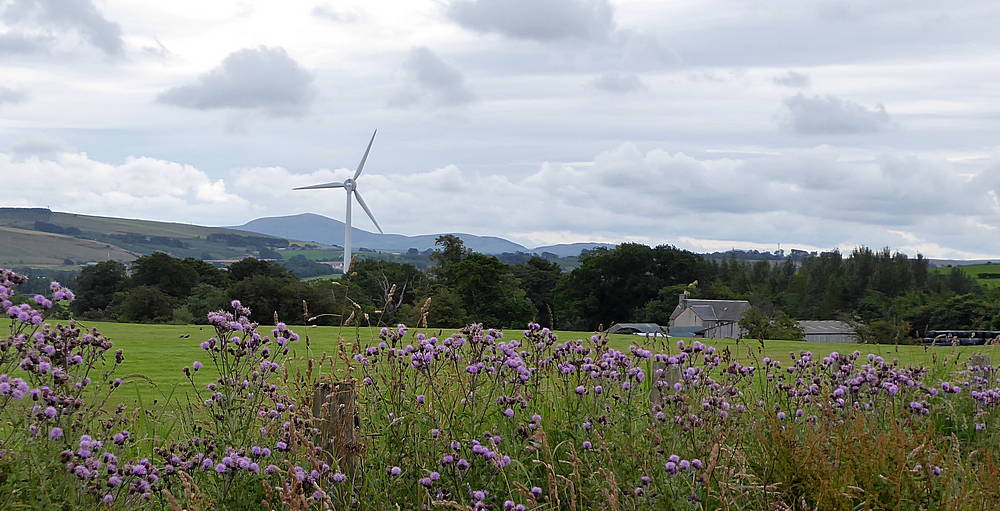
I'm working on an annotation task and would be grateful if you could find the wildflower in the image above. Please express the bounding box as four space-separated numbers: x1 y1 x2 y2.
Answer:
420 477 433 487
332 472 347 483
49 427 63 439
503 407 515 418
575 385 586 395
192 361 203 370
582 441 592 450
389 466 402 476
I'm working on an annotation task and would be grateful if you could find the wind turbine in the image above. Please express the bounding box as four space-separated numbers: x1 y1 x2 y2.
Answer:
294 130 383 274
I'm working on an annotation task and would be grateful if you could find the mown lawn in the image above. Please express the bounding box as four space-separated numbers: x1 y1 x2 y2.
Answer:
72 320 1000 405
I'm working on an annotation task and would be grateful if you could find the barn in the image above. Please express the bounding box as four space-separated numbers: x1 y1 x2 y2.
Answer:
797 320 858 344
669 295 751 339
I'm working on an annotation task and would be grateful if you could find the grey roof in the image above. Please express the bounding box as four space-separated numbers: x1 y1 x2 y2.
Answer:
671 298 751 322
607 323 668 334
798 320 856 335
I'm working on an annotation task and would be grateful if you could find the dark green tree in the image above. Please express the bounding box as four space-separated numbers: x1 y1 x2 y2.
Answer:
71 261 127 316
228 258 295 282
131 252 199 298
118 285 175 322
511 257 563 327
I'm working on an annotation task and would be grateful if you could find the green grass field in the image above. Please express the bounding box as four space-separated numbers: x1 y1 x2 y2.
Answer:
77 320 1000 405
932 263 1000 287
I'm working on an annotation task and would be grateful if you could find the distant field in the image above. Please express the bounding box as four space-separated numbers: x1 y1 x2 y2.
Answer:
0 227 135 267
281 248 342 261
932 263 1000 287
72 321 999 404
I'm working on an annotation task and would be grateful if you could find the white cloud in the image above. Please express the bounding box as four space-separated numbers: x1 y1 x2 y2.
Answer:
6 143 1000 258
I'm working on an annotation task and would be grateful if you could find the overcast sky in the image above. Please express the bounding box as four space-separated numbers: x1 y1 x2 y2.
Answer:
2 0 1000 257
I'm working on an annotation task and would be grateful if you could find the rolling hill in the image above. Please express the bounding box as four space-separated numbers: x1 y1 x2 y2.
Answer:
0 208 293 268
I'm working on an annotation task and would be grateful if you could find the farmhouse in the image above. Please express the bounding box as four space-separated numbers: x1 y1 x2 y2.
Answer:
797 320 858 344
669 295 751 339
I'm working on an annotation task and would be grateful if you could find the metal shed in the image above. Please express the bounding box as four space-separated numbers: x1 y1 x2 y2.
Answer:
797 320 858 344
606 323 668 336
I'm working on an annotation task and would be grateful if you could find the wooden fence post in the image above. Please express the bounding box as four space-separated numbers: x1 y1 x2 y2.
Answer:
650 361 682 408
312 381 360 476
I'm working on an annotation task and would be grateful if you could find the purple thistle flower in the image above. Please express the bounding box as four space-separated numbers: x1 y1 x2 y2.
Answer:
389 466 402 476
49 427 63 439
192 361 203 370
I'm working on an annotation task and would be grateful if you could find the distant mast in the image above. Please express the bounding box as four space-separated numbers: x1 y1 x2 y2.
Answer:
294 130 384 274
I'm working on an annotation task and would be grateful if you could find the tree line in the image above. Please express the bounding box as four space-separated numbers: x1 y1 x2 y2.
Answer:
61 238 995 342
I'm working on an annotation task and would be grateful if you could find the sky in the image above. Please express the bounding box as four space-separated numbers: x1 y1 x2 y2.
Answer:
2 0 1000 257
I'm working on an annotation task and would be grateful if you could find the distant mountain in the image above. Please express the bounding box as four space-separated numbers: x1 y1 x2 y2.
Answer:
231 213 530 254
533 243 616 257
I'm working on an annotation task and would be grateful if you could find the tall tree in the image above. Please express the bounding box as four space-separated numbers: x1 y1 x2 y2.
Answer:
72 261 127 316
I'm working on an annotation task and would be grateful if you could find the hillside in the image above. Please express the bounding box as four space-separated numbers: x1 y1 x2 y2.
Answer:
0 208 293 268
0 227 136 268
931 262 1000 287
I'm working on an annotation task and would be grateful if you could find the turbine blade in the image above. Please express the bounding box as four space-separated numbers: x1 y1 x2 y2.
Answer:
352 190 382 234
354 129 377 179
293 181 345 190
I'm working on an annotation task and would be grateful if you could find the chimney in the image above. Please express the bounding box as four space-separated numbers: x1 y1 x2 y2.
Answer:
678 294 687 306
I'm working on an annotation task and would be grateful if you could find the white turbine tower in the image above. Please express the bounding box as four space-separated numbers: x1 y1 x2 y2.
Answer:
294 130 383 274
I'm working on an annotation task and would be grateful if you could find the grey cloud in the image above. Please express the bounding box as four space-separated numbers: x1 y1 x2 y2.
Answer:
781 93 892 134
773 70 810 88
0 86 25 104
446 0 614 41
10 138 69 157
590 72 645 93
391 47 476 108
1 0 124 56
157 46 314 117
0 31 50 54
312 4 360 23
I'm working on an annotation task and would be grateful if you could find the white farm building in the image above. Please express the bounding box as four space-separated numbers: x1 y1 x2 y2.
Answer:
669 295 751 339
